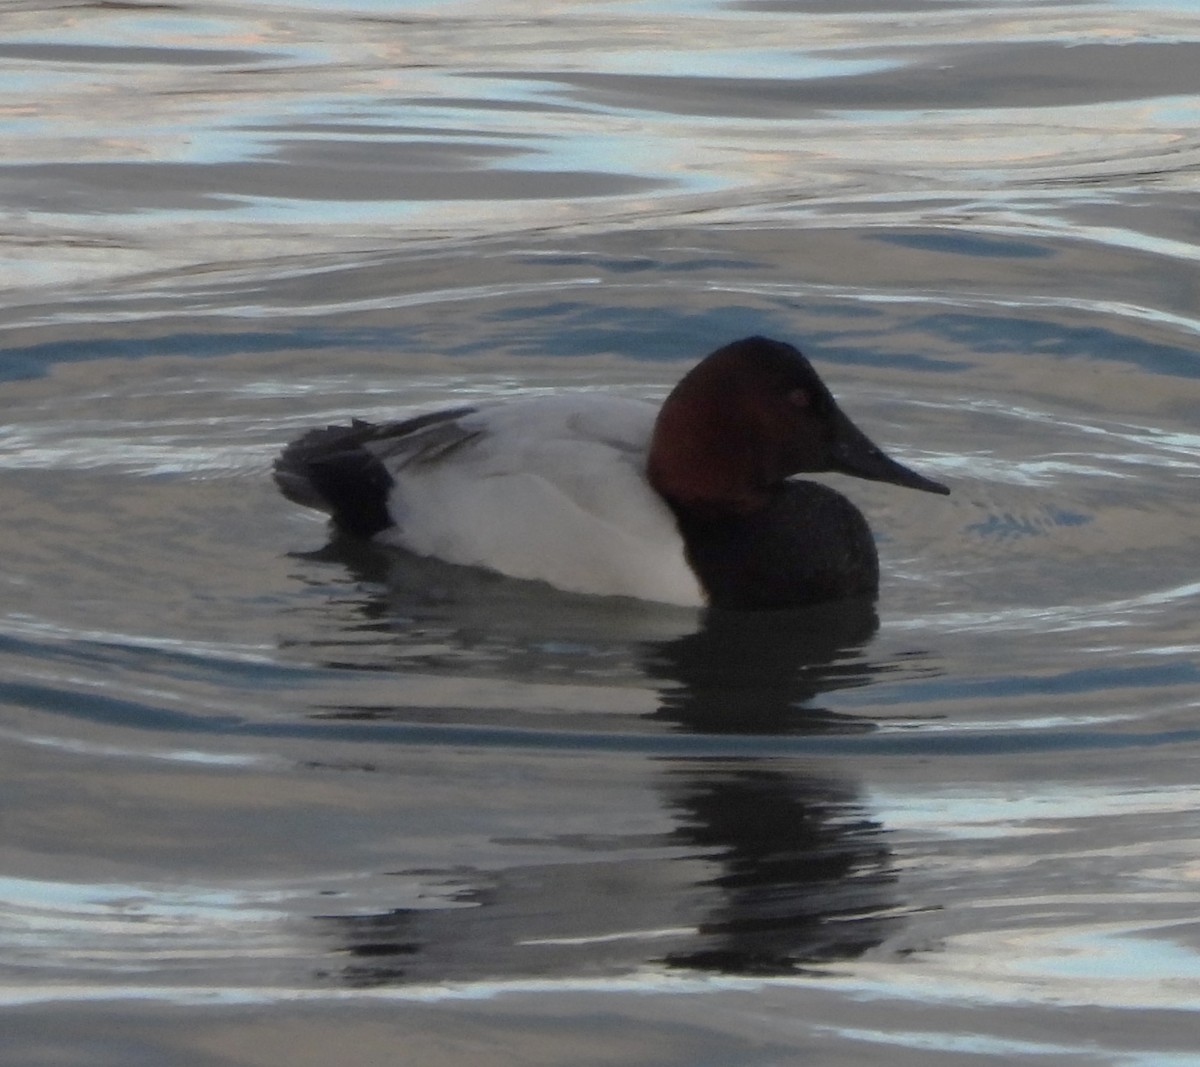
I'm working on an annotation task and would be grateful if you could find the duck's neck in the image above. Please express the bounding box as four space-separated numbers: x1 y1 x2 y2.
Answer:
647 391 771 519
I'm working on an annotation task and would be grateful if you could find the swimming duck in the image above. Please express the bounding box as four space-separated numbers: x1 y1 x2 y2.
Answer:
275 335 948 609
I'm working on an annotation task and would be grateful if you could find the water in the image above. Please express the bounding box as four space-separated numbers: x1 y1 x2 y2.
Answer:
3 1 1200 1063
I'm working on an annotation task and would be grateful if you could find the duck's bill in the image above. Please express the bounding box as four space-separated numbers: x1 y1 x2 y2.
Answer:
828 415 950 496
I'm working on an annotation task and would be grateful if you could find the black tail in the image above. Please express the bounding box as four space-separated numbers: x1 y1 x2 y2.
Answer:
274 406 479 539
274 420 396 538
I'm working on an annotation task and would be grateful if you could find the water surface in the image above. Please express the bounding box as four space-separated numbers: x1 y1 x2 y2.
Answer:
2 1 1199 1064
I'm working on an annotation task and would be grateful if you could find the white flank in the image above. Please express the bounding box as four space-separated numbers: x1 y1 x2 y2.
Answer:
373 394 705 607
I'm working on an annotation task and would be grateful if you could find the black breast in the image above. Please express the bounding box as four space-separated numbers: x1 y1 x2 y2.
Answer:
673 482 880 610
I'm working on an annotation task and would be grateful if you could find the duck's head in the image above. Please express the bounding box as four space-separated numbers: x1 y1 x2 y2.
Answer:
647 336 949 516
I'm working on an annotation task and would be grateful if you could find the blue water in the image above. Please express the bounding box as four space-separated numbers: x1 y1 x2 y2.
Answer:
2 1 1199 1064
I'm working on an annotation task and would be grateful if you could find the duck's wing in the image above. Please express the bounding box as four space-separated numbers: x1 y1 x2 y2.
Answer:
273 406 478 537
276 396 704 605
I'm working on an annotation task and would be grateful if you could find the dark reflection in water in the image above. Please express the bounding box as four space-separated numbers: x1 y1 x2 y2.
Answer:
645 601 881 735
648 604 897 976
657 762 897 976
300 539 905 985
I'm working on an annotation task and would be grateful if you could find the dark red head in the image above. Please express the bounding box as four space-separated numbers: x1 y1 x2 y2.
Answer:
647 336 949 516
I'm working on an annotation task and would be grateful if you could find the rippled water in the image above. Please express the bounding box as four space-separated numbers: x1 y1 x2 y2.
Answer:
3 1 1200 1063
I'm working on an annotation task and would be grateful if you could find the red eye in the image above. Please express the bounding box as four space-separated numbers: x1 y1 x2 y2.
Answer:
787 388 810 408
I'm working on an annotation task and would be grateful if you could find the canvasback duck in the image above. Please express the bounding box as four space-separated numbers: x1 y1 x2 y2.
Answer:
275 336 949 609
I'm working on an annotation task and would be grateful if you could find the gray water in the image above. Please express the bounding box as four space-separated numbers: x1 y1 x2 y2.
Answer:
2 2 1200 1064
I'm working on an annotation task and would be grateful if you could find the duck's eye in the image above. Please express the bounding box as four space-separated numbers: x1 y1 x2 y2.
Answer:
787 388 811 408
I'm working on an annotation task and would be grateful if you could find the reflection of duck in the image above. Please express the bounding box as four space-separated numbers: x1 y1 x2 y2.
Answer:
276 336 948 609
306 586 906 985
657 761 897 976
645 599 880 735
647 603 899 975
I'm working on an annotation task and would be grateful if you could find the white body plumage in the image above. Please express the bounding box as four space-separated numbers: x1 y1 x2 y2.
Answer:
369 394 705 606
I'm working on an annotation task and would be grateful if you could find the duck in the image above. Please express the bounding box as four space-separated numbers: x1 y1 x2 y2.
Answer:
274 335 949 609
